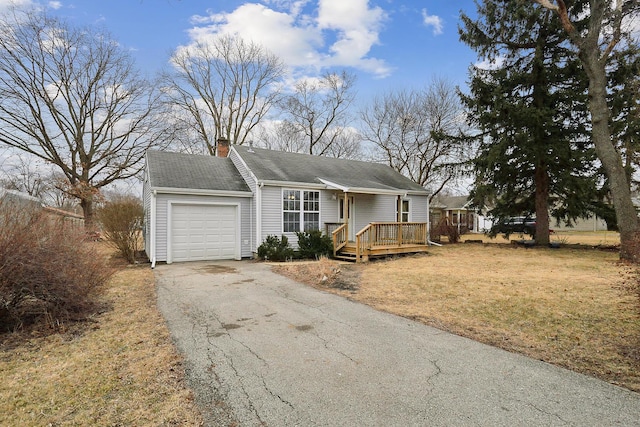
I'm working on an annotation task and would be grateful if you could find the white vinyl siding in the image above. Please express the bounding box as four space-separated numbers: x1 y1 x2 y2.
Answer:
408 195 429 223
229 150 257 251
260 185 282 243
322 192 340 225
352 194 397 232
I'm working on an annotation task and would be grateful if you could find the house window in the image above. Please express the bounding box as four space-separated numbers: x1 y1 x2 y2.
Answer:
283 190 320 232
396 200 409 222
401 199 410 222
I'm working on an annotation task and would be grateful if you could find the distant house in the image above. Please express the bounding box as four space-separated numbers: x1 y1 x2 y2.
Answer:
550 216 608 232
43 205 85 229
428 192 610 234
0 187 84 229
143 143 431 263
430 194 481 233
0 187 43 210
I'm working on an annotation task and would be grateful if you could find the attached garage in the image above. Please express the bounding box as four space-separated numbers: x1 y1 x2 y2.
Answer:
170 203 239 263
143 150 254 266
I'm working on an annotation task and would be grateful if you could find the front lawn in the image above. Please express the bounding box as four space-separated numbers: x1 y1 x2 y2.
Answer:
274 240 640 392
0 250 203 426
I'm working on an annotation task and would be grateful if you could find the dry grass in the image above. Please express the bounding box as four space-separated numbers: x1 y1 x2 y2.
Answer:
462 230 620 246
275 236 640 392
0 252 203 426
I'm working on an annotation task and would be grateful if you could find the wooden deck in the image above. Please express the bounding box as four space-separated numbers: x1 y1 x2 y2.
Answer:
330 222 429 262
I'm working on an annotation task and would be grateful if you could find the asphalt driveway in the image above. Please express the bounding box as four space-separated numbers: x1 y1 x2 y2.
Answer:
155 260 640 426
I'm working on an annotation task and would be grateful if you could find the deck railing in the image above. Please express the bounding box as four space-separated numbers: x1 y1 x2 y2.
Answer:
355 222 427 262
330 223 348 257
325 222 343 236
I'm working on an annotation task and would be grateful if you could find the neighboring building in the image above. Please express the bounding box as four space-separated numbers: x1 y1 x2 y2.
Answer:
43 205 85 229
430 194 480 233
550 216 608 232
428 192 610 233
143 143 430 263
0 187 84 228
0 187 43 210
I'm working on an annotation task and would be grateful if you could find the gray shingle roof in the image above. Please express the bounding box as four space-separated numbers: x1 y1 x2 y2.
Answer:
146 150 251 193
432 195 471 210
0 187 43 208
234 145 426 193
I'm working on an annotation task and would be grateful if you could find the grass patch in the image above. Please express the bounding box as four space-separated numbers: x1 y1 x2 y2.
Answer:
0 249 203 426
275 236 640 392
464 230 620 247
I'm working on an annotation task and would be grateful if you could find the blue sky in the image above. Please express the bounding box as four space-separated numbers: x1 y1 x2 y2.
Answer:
3 0 481 104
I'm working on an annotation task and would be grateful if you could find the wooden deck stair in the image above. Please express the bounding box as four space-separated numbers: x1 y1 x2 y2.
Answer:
335 242 429 262
330 222 430 263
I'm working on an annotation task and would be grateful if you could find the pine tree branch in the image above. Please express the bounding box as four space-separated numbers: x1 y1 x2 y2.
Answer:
533 0 575 33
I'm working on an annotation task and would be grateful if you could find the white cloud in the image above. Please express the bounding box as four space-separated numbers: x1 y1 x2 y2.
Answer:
421 8 443 36
0 0 33 10
475 56 506 70
0 0 61 12
183 0 392 78
188 3 323 68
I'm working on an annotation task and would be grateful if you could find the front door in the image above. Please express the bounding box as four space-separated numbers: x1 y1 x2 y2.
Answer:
339 196 355 241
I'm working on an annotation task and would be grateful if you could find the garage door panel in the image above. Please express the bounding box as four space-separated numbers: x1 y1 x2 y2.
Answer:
171 204 238 262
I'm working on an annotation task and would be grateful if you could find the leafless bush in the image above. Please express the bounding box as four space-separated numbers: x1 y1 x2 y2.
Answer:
432 221 460 244
0 197 112 332
98 197 144 263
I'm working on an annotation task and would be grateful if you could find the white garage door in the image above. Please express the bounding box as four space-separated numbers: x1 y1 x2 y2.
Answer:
171 204 238 262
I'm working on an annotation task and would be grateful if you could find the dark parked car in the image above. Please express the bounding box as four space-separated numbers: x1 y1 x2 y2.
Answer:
490 216 536 237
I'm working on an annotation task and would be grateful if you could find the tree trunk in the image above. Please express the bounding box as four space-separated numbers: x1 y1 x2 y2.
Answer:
581 50 639 259
535 161 551 245
80 197 95 233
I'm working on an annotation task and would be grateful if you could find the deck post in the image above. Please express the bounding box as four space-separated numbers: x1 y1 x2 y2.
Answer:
398 223 403 246
343 192 348 241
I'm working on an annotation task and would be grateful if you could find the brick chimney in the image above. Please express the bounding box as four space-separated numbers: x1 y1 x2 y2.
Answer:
216 138 230 158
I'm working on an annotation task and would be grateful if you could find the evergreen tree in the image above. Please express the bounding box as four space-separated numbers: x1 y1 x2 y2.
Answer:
459 0 601 244
609 43 640 191
532 0 640 260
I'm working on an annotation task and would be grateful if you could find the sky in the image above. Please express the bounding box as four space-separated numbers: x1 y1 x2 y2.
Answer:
0 0 481 105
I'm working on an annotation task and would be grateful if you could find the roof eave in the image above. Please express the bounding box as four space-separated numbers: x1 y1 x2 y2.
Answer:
150 186 253 198
260 180 327 190
346 187 427 196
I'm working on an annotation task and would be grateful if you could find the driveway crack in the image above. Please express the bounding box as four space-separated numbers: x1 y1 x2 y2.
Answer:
262 378 294 409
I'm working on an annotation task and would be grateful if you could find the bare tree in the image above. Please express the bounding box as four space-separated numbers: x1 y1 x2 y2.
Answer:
257 121 308 153
0 153 49 198
0 153 79 211
532 0 640 259
360 77 467 198
278 71 357 156
162 34 286 154
257 119 362 159
0 8 166 229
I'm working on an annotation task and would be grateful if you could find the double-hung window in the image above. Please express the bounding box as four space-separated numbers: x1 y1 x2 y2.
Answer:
398 199 410 222
283 190 320 232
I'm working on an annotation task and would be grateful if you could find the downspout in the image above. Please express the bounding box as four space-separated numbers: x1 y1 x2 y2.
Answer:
256 182 263 253
426 194 441 246
151 189 157 268
344 192 348 238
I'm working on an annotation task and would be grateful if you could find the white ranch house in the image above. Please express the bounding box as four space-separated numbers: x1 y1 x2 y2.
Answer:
143 142 430 264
